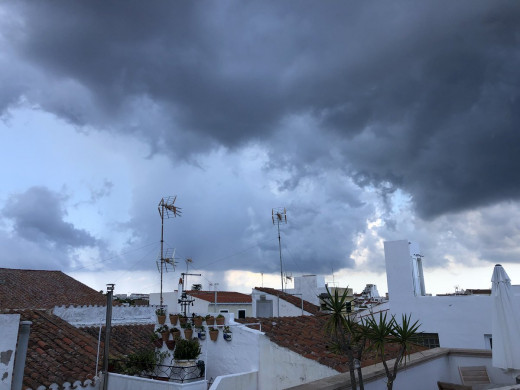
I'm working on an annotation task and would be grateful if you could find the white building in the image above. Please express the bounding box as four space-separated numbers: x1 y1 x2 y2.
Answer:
384 239 520 350
149 290 252 319
284 274 326 306
251 287 320 317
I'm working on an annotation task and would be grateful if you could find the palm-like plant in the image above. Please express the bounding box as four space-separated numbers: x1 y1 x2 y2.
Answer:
323 286 358 390
362 312 421 390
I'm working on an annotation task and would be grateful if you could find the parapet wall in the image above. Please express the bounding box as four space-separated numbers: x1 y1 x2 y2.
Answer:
26 378 99 390
53 305 156 327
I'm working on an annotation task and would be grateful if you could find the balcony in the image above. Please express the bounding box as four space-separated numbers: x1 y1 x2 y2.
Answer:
288 348 520 390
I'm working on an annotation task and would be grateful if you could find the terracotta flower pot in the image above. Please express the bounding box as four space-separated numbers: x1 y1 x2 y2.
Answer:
216 316 225 326
169 314 179 326
193 317 203 328
184 329 193 339
206 316 215 326
166 340 176 350
161 331 169 342
209 329 219 341
157 315 166 325
153 339 163 348
170 330 181 340
179 317 187 326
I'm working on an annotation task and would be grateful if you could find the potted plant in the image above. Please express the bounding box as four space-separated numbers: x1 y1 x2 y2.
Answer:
169 313 179 326
223 326 232 341
208 326 219 341
198 328 206 340
156 307 167 325
165 340 176 350
182 322 193 339
205 314 215 326
173 339 201 362
216 314 225 326
171 339 202 381
150 332 163 348
193 315 203 328
155 325 169 342
179 315 188 326
170 327 181 340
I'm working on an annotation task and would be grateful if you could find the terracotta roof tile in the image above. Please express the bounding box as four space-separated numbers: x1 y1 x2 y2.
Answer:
185 290 252 304
1 309 156 389
237 315 427 373
253 287 320 315
0 268 106 309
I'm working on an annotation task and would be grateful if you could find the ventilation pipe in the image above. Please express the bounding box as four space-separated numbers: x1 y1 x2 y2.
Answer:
12 321 32 390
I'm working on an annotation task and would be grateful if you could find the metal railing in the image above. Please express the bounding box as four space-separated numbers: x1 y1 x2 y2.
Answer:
108 358 204 383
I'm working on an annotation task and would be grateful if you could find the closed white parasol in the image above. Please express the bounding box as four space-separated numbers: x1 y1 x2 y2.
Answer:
491 264 520 372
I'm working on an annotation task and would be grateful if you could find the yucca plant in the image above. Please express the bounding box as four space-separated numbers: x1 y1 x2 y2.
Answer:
323 285 358 390
362 312 421 390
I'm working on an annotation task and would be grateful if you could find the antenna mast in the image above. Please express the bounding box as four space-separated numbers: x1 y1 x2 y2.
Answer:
272 207 287 292
157 196 181 307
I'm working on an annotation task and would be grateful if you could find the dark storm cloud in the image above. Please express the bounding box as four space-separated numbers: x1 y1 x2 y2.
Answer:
1 0 519 221
2 186 98 249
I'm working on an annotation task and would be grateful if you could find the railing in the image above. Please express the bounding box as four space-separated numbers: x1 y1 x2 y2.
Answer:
108 358 204 383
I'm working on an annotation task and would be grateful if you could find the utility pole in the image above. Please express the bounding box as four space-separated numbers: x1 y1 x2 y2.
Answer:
272 207 287 292
102 284 114 390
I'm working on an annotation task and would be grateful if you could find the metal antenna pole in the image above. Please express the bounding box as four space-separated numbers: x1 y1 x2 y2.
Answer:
272 208 287 293
157 196 181 308
160 202 165 306
277 220 283 292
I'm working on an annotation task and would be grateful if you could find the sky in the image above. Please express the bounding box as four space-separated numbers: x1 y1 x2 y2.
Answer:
1 1 519 297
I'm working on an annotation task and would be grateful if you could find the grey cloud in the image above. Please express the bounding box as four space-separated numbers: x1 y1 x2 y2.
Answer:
0 0 519 222
2 186 98 249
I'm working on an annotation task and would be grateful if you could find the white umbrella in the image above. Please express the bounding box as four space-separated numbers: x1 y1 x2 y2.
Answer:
491 264 520 371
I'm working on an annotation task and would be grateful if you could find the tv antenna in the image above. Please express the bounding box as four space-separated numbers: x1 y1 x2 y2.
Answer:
158 196 182 306
179 271 201 316
156 248 178 272
272 207 287 292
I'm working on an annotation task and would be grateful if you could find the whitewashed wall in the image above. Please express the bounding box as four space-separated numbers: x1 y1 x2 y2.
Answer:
207 303 252 317
53 305 156 327
384 240 520 349
361 352 515 390
285 275 326 306
251 290 313 317
107 373 205 390
202 319 261 380
258 336 337 390
0 314 19 390
209 370 258 390
150 292 179 313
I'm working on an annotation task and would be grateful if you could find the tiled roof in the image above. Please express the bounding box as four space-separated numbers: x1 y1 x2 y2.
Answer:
0 268 106 309
237 315 427 373
186 290 252 304
1 309 155 389
81 323 155 356
253 287 320 315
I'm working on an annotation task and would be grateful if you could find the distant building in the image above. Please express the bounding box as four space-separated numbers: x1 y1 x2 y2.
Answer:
149 289 252 318
252 287 320 317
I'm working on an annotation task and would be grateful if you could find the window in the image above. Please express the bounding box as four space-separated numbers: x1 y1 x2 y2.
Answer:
219 309 229 313
238 309 246 319
415 333 440 349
